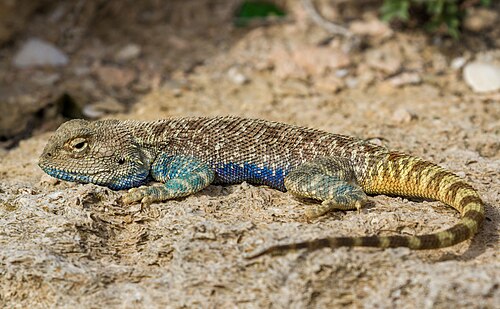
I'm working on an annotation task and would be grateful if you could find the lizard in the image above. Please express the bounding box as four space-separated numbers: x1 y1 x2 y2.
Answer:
38 116 485 258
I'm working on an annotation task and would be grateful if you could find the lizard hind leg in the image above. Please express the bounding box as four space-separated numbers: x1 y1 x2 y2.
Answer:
284 157 368 219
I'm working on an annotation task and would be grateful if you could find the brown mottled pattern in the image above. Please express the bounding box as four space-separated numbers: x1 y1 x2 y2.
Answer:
38 116 485 257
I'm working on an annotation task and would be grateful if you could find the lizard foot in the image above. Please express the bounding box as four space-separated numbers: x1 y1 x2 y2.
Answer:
122 186 154 206
305 198 367 220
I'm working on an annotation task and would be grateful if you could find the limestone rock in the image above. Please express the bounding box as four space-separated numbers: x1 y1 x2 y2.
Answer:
463 61 500 93
13 38 68 68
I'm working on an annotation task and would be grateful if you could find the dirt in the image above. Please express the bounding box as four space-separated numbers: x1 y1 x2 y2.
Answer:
0 1 499 308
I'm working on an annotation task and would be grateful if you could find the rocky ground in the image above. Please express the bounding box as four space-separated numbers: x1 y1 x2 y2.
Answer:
0 1 499 308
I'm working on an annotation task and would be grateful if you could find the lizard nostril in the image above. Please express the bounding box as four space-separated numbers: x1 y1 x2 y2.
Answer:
46 152 52 157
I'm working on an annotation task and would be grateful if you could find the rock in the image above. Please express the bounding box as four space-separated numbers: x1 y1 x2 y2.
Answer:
115 44 141 62
392 107 417 124
95 65 136 88
269 46 305 79
388 72 421 87
335 69 349 78
227 67 249 85
13 38 69 68
82 98 126 119
463 62 500 93
451 57 467 70
40 174 60 186
345 77 358 88
366 44 402 75
292 47 350 76
350 18 393 38
464 8 498 32
0 87 58 146
476 138 499 158
31 72 61 86
314 76 344 93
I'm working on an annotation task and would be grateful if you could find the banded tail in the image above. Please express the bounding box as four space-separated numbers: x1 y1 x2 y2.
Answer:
248 153 484 258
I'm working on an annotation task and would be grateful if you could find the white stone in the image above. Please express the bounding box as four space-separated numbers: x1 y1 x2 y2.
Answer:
115 44 141 61
450 57 467 70
388 72 421 87
13 38 68 68
392 107 417 124
227 67 249 85
463 61 500 93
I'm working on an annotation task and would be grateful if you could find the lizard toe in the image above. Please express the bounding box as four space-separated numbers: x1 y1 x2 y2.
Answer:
141 196 154 206
122 186 149 204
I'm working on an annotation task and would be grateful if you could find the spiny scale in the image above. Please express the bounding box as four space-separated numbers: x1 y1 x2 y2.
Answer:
38 116 485 257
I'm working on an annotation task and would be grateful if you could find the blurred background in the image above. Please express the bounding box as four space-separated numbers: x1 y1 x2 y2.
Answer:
0 0 498 149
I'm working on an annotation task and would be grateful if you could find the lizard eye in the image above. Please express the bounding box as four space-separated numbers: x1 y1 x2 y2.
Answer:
117 158 126 165
68 138 88 152
74 142 86 149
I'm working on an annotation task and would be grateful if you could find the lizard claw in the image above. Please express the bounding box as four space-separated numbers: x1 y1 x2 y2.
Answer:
122 186 149 205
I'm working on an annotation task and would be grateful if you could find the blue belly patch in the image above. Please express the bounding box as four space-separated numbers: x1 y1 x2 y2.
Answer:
214 162 288 191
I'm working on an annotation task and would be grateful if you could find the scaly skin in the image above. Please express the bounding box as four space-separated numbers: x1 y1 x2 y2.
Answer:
38 116 485 257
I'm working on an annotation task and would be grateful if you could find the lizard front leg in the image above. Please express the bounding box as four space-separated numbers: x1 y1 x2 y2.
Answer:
122 154 215 205
284 157 368 219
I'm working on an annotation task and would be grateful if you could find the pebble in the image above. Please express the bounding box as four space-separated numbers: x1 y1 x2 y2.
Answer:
345 77 358 88
388 72 421 87
13 38 68 68
365 45 402 75
463 61 500 93
115 44 141 62
292 46 351 76
450 57 467 70
95 65 136 88
463 8 498 32
335 69 349 78
349 18 393 38
40 174 60 186
227 67 249 85
82 98 125 118
392 107 417 124
31 72 60 86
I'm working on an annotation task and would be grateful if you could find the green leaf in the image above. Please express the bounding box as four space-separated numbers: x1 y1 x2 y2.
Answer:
381 0 410 21
234 1 286 27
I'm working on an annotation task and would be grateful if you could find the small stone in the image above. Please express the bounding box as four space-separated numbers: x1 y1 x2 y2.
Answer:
345 77 358 88
315 76 344 93
388 72 421 87
95 65 136 88
463 8 498 32
73 66 91 76
335 69 349 78
115 44 141 61
40 174 59 186
227 67 249 85
451 57 467 70
366 45 402 75
31 72 60 86
463 61 500 93
350 18 393 38
13 38 68 68
392 108 417 124
83 98 126 119
292 46 351 76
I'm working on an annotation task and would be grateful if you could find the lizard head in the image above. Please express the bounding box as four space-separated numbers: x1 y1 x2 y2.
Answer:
39 119 150 190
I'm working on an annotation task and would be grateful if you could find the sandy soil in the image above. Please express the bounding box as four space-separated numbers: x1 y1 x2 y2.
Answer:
0 1 499 308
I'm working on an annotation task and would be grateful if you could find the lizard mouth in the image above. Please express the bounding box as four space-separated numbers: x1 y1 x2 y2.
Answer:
38 162 111 178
